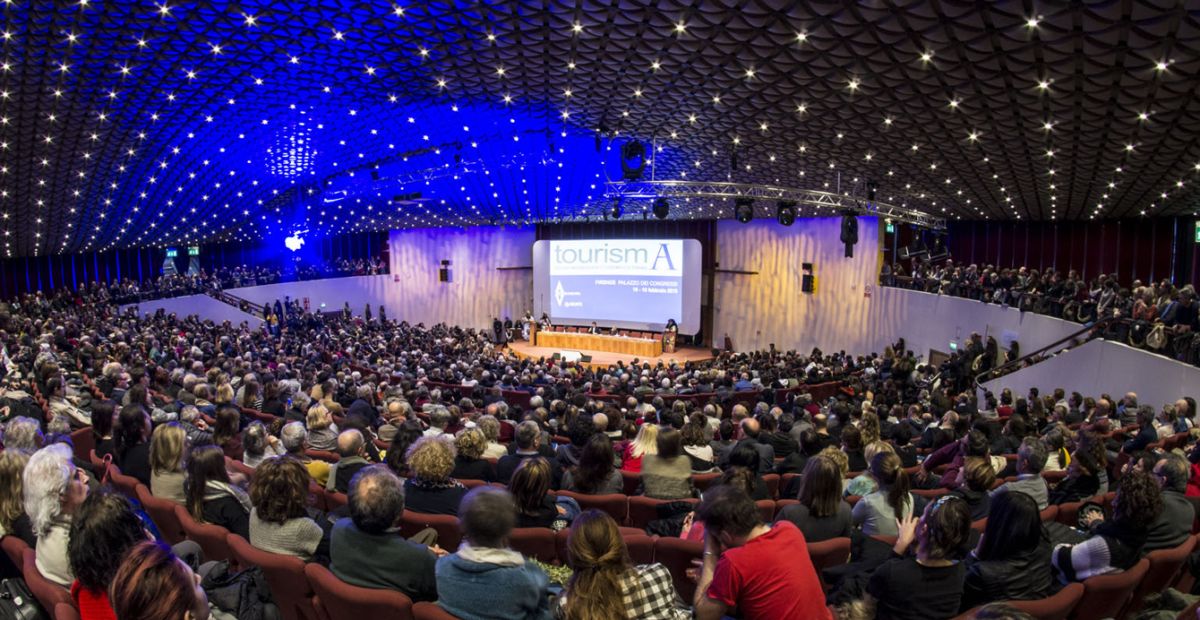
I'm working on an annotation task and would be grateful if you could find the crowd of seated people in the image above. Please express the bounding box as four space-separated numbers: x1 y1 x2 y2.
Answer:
884 259 1200 369
0 275 1199 619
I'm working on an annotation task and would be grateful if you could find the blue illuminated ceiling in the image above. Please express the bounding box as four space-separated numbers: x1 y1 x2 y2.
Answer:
2 1 1200 257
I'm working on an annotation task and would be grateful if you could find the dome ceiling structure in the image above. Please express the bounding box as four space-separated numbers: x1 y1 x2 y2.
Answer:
1 0 1199 257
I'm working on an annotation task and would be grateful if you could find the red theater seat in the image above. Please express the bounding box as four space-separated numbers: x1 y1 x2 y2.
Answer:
399 511 461 552
22 549 73 615
136 485 186 545
508 528 557 564
306 563 415 620
1124 536 1197 617
1069 559 1149 620
652 537 703 602
553 491 628 524
226 533 319 620
174 505 233 563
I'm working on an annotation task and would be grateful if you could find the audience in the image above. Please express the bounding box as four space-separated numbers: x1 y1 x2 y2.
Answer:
775 454 853 543
692 485 831 620
641 427 695 500
561 434 623 495
961 491 1053 610
1144 453 1195 552
280 421 331 487
866 495 972 620
951 457 996 521
435 487 554 620
109 541 209 620
113 405 153 486
991 438 1049 510
327 429 371 494
249 456 326 562
1053 470 1162 582
241 421 285 468
67 491 152 619
852 451 914 536
330 466 440 602
24 444 87 587
149 422 188 504
510 457 570 530
0 451 34 549
404 436 468 515
451 428 496 482
184 444 250 539
558 510 688 619
619 423 658 473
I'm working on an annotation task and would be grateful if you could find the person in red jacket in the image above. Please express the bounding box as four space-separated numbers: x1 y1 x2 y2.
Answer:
692 485 832 620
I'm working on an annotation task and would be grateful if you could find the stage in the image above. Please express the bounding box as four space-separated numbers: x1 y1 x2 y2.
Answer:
505 340 715 370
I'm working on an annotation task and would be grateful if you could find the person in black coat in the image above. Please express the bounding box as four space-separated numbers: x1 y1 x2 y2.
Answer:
450 429 496 482
962 487 1054 610
113 406 153 487
185 445 251 540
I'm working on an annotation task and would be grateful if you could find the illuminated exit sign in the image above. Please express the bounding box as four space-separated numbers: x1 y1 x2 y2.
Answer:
1195 221 1200 243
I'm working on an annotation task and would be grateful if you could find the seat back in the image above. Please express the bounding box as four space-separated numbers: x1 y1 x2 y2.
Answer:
755 500 775 524
226 534 319 620
1055 501 1084 527
304 562 414 620
652 537 703 602
691 472 721 492
69 427 95 464
624 533 656 566
620 471 641 496
21 548 73 613
554 491 628 525
108 468 141 500
1124 536 1197 618
305 449 340 463
806 537 852 576
628 496 698 530
174 504 233 562
136 485 186 545
54 602 82 620
399 512 461 552
1070 559 1149 620
225 457 256 480
1039 505 1059 523
762 474 780 500
413 602 459 620
1 534 31 570
1006 582 1084 620
508 528 557 564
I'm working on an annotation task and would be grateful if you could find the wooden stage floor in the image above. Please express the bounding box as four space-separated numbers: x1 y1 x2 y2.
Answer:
506 340 715 370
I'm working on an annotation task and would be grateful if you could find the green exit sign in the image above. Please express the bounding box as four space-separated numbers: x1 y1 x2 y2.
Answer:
886 222 895 234
1195 221 1200 243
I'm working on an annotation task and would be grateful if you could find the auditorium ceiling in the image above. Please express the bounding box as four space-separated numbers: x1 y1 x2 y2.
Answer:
1 0 1199 256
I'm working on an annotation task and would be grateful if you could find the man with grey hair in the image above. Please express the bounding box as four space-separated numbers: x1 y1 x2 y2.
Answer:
1145 454 1195 552
496 420 560 487
348 384 379 426
3 416 44 455
327 429 370 493
423 406 451 438
990 437 1049 509
281 421 332 488
330 467 441 601
378 399 411 443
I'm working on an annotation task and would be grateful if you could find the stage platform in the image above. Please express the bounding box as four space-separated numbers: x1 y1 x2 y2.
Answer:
506 340 715 370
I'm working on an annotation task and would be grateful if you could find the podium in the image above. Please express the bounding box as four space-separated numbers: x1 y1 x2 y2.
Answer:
523 319 538 341
662 331 677 354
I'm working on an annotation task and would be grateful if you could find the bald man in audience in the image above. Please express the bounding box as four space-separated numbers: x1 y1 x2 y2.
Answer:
717 418 775 474
327 429 371 494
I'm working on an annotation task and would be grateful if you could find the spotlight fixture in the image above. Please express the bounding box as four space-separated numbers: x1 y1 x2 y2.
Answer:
776 200 796 226
620 140 646 181
652 197 670 219
609 197 623 220
734 197 755 223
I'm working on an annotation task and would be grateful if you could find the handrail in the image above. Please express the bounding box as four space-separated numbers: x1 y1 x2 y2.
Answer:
972 315 1119 392
207 289 265 316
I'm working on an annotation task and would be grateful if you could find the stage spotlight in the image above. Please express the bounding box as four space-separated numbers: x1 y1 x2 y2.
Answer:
734 197 755 223
840 210 858 258
776 200 797 226
609 197 623 220
620 140 646 180
653 197 670 219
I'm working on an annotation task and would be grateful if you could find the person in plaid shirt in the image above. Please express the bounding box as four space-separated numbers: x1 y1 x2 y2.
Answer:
557 510 689 620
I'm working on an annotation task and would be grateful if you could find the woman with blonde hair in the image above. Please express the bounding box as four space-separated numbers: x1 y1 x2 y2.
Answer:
214 383 235 407
306 404 338 451
149 422 188 504
845 441 895 497
0 451 33 551
450 428 495 482
860 411 882 446
403 436 467 515
620 423 658 473
558 509 688 620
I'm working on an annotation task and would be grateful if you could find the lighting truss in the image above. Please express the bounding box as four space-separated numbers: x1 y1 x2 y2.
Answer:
593 180 946 230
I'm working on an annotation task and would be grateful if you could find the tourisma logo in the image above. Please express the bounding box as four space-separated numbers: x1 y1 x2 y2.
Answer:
549 240 683 278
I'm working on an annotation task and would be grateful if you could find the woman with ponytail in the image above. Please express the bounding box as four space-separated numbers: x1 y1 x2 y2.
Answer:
852 452 914 536
558 510 688 620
